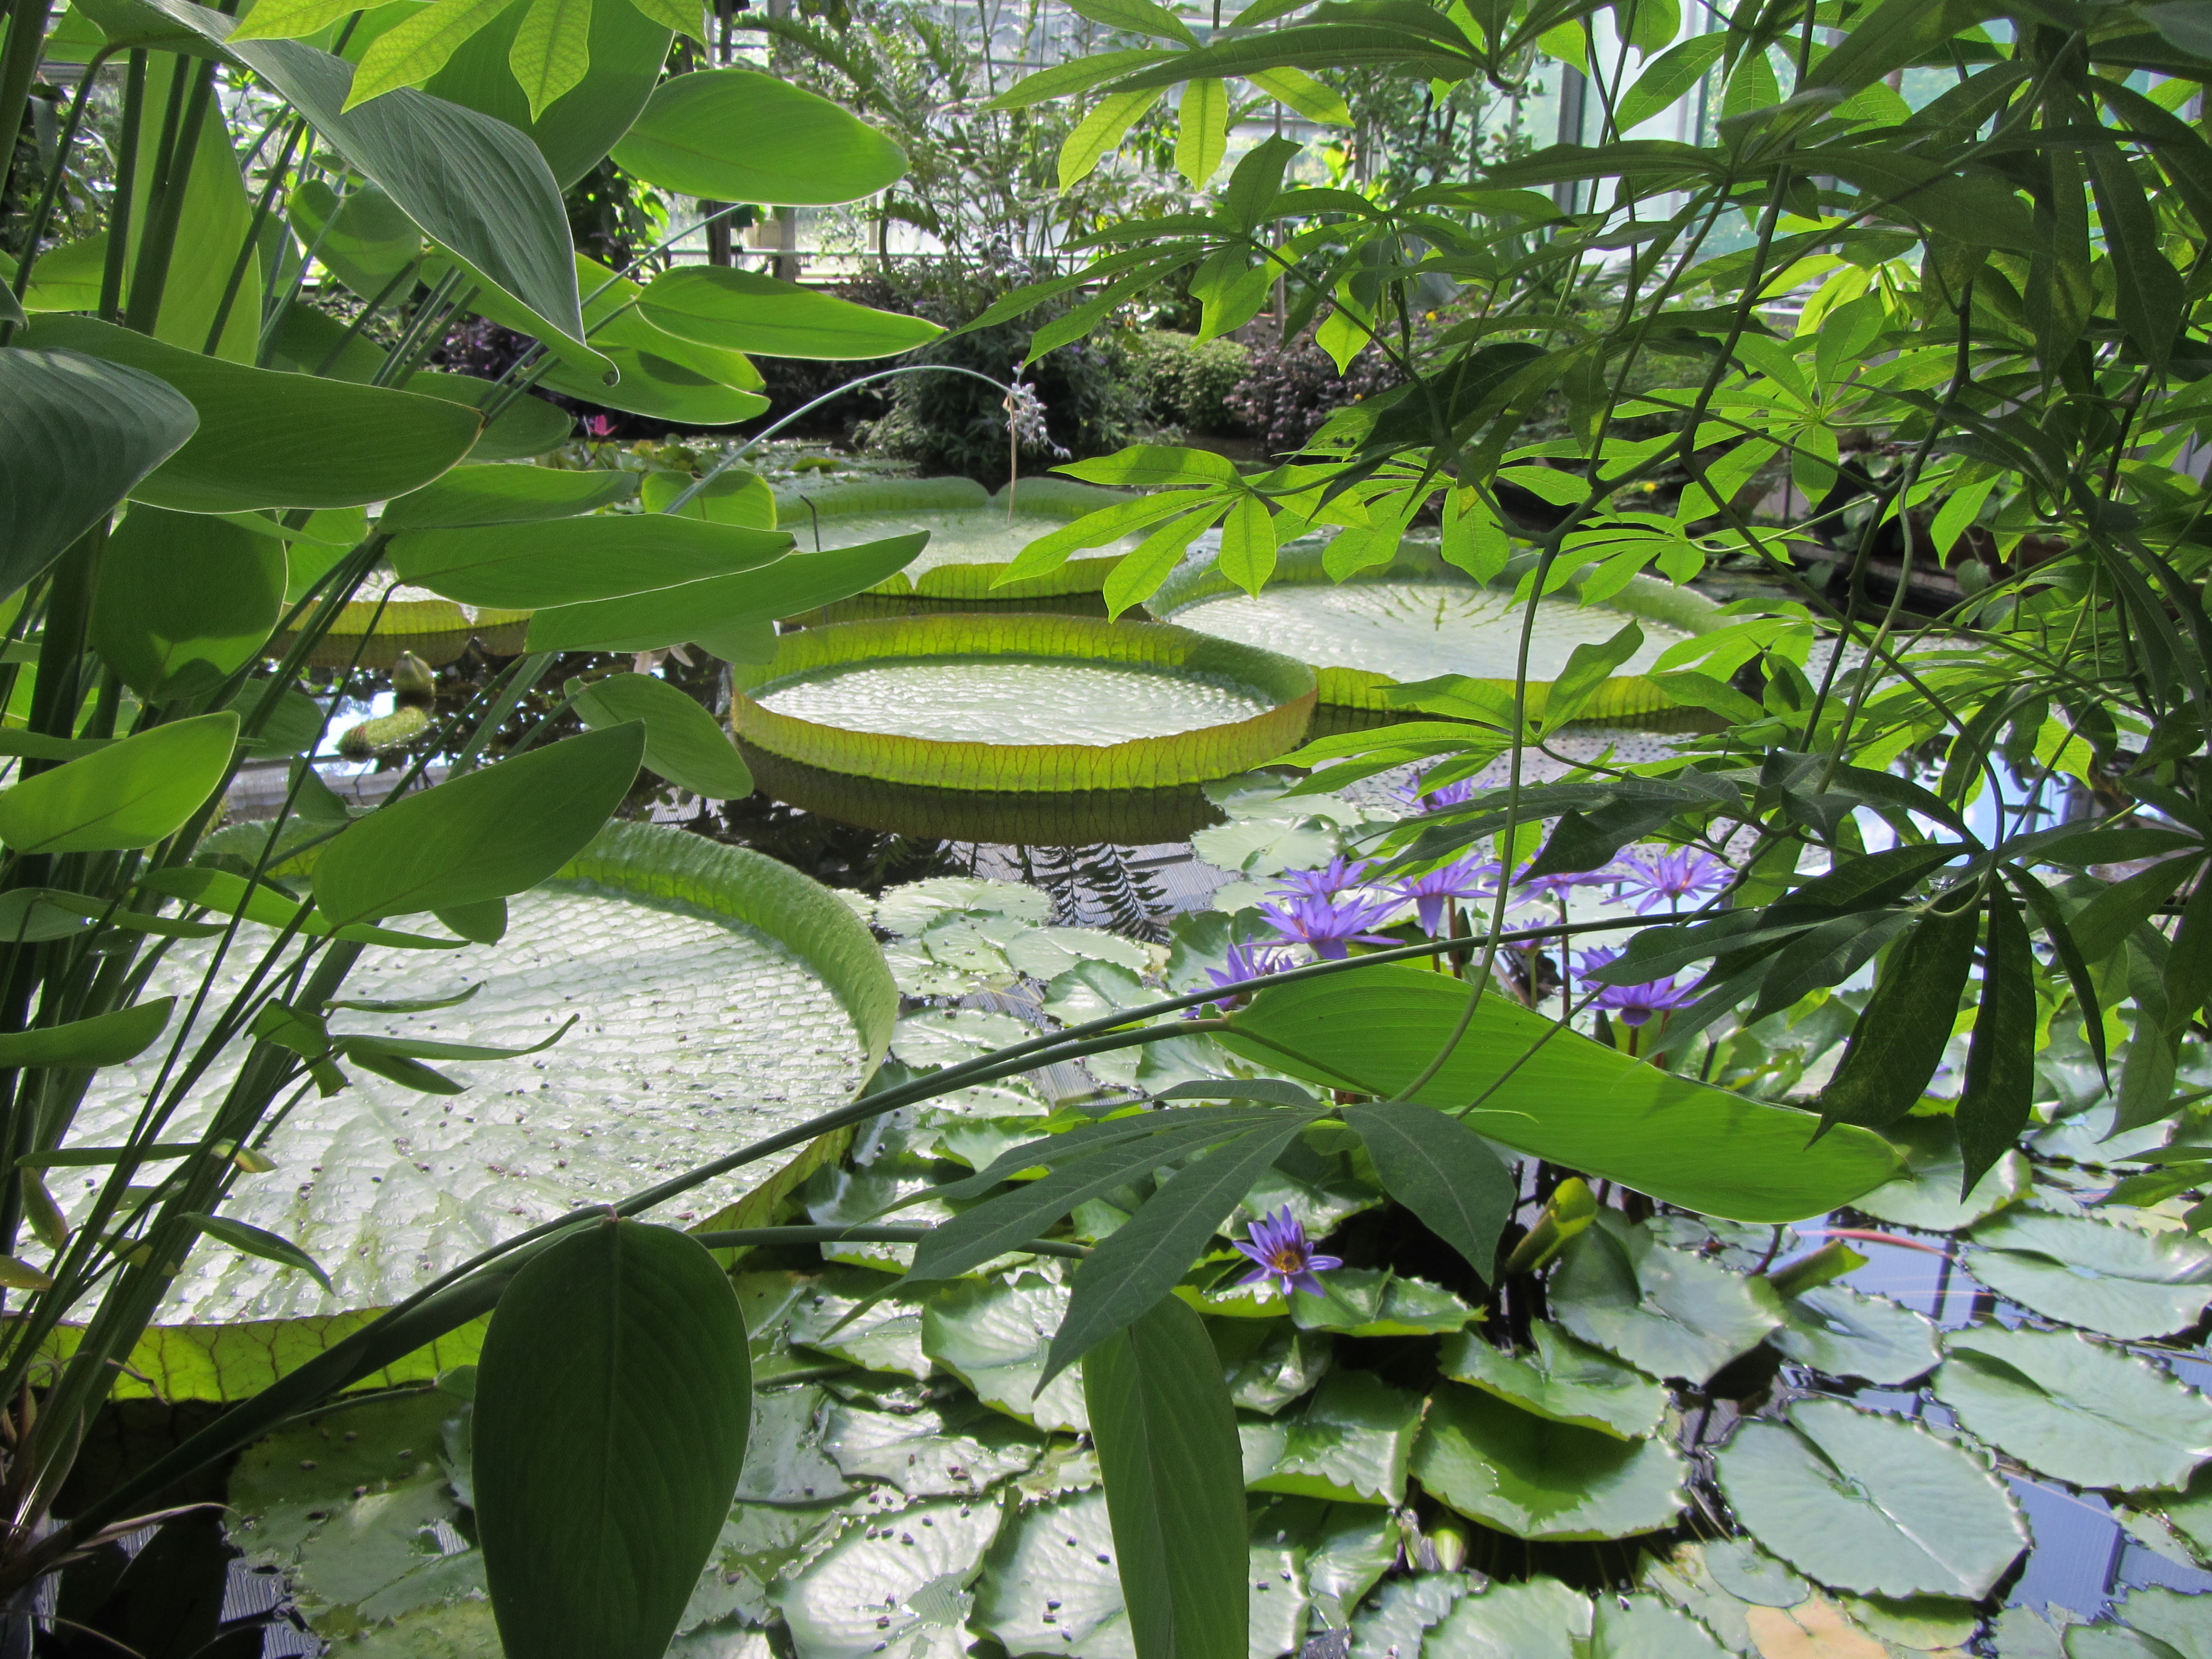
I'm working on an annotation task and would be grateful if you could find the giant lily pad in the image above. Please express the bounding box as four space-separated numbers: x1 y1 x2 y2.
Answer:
1410 1381 1688 1541
1932 1324 2212 1491
1963 1212 2212 1340
1438 1322 1670 1440
1421 1575 1726 1659
1149 539 1718 716
1551 1215 1785 1384
58 824 896 1339
971 1486 1310 1659
1243 1368 1424 1506
1712 1400 2027 1599
732 615 1316 792
769 1495 1007 1659
275 570 534 668
776 476 1143 608
922 1274 1089 1433
1769 1286 1942 1387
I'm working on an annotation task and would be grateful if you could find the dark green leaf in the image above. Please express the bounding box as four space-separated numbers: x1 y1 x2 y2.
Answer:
611 68 906 205
387 514 789 606
92 507 285 701
1957 887 2036 1196
475 1219 752 1659
432 899 507 943
0 997 174 1068
0 347 197 600
638 268 943 360
568 671 753 800
2068 855 2200 964
1815 894 1981 1136
311 723 643 924
2085 140 2185 372
346 1047 465 1093
1339 1102 1513 1285
1084 1295 1248 1659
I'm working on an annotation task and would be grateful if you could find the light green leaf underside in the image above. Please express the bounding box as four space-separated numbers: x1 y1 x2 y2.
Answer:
1411 1382 1688 1541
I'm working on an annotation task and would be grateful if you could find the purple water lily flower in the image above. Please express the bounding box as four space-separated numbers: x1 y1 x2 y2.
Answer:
1204 941 1301 1003
1389 855 1498 936
1396 766 1481 812
1259 887 1404 958
1234 1206 1343 1298
1613 847 1733 914
1574 946 1698 1026
1274 857 1376 900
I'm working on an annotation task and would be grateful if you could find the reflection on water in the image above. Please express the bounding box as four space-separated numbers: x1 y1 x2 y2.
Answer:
1173 582 1693 682
754 658 1274 745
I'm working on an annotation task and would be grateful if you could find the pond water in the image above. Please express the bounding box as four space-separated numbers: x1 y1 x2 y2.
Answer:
754 657 1276 745
1170 583 1692 682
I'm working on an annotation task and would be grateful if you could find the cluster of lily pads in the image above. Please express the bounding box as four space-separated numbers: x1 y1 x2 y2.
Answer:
210 777 2212 1659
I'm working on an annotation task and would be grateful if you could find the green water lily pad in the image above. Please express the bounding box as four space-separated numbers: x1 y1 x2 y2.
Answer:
1423 1575 1593 1659
1838 1595 1980 1650
1932 1324 2212 1491
1587 1598 1732 1658
1438 1322 1670 1440
737 1385 850 1504
1411 1382 1688 1541
689 1503 852 1629
1290 1267 1479 1336
923 1274 1089 1432
891 1008 1037 1071
1351 1574 1468 1659
1770 1286 1942 1386
2153 1464 2212 1565
769 1496 1006 1659
1703 1539 1811 1608
1851 1118 2028 1233
821 1397 1047 1497
66 827 891 1326
1640 1542 1772 1655
2067 1588 2212 1659
971 1486 1308 1659
1713 1400 2026 1599
1553 1215 1783 1384
875 878 1053 936
1965 1212 2212 1339
787 1271 932 1379
1249 1496 1399 1616
1214 1319 1334 1413
1245 1369 1424 1506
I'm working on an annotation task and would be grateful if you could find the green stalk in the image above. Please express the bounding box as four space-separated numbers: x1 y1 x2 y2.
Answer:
123 54 219 334
96 51 147 322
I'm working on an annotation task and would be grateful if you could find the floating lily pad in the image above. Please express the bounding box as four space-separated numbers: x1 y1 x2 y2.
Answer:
1552 1215 1784 1384
1290 1267 1480 1336
1713 1400 2026 1599
1150 540 1716 717
769 1496 1006 1659
1850 1118 2027 1233
2152 1464 2212 1565
1587 1597 1733 1658
1932 1324 2212 1491
1245 1369 1425 1506
1837 1594 1980 1651
1741 1599 1894 1659
1965 1212 2212 1340
1641 1541 1780 1655
737 1385 850 1504
1351 1574 1468 1659
1411 1381 1688 1541
63 825 894 1332
1438 1322 1671 1440
1770 1286 1942 1386
890 1008 1037 1071
732 616 1316 791
1213 1319 1335 1413
1249 1496 1399 1618
821 1397 1046 1498
874 878 1055 936
2065 1588 2212 1659
1420 1574 1593 1659
922 1275 1089 1432
1703 1540 1812 1609
971 1486 1308 1659
787 1271 932 1379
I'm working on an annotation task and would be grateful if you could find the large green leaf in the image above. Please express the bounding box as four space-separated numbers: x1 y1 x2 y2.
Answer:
1768 1285 1940 1386
379 463 637 530
91 507 285 701
1548 1214 1783 1384
424 0 668 186
611 68 907 205
923 1274 1090 1432
19 317 481 512
1244 1367 1423 1506
312 723 643 924
388 513 790 607
475 1219 751 1659
1932 1324 2212 1491
1849 1116 2027 1233
1339 1100 1512 1285
772 1494 1008 1657
1713 1400 2026 1599
0 713 238 853
638 267 944 360
1086 1295 1249 1659
569 670 753 800
145 0 606 372
1219 967 1898 1220
1964 1211 2212 1339
0 347 198 598
1437 1322 1668 1441
287 179 421 303
1410 1382 1687 1542
0 998 174 1068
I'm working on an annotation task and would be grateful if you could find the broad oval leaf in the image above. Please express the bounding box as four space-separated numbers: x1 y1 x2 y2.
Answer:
1339 1100 1513 1285
92 507 285 701
1437 1322 1669 1441
0 347 197 599
0 997 175 1069
1084 1295 1249 1659
1550 1214 1783 1385
19 317 481 512
1769 1285 1940 1387
379 463 639 531
1220 967 1899 1221
1964 1211 2212 1340
387 513 791 607
611 68 907 205
637 267 944 361
568 670 753 800
1410 1381 1687 1541
311 722 644 924
475 1218 752 1659
0 713 238 853
1713 1400 2026 1599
